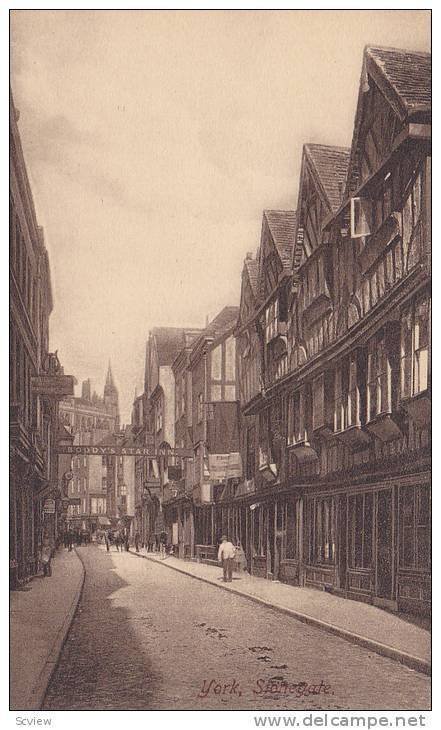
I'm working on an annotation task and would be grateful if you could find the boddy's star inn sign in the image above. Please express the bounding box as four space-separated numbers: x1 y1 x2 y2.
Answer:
56 445 193 457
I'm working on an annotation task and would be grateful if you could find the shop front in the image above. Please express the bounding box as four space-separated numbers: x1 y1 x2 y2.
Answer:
246 494 301 582
302 476 431 615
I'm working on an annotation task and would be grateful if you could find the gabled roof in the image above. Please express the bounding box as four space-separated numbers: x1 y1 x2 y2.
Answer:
151 327 188 366
203 306 239 339
191 306 239 358
263 210 297 272
304 144 351 213
366 46 431 118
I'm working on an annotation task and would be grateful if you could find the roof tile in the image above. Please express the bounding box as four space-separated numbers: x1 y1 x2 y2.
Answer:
304 144 351 213
366 46 431 114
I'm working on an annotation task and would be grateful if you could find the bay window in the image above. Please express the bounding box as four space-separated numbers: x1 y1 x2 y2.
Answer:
210 336 236 401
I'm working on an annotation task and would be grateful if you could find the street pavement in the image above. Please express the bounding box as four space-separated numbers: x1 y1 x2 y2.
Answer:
43 545 431 711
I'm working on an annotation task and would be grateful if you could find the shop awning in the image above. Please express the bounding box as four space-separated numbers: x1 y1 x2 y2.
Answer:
97 515 111 526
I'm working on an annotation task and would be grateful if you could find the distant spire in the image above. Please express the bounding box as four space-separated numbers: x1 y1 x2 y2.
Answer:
104 360 116 394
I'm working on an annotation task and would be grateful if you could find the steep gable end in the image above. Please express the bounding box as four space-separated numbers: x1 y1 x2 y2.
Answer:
345 46 431 198
258 210 296 300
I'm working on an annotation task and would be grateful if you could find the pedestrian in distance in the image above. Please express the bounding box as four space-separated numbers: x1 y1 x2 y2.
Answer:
234 540 247 573
125 534 130 552
159 530 167 559
104 533 110 552
135 532 140 552
41 536 53 577
218 535 236 583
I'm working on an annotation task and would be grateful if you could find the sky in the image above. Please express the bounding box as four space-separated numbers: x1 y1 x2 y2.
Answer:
10 10 431 424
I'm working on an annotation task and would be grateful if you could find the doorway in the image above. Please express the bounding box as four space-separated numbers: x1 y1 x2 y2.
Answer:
376 489 393 599
268 503 275 577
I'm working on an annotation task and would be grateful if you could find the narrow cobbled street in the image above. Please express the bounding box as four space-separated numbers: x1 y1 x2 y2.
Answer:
43 546 430 711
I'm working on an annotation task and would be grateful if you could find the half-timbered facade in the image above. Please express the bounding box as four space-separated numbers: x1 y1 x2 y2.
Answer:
224 46 431 616
278 46 430 615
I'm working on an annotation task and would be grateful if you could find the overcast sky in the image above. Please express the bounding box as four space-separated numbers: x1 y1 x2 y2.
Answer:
10 10 430 423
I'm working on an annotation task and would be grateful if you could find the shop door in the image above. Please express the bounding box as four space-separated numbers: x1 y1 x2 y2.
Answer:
376 490 393 599
268 503 275 577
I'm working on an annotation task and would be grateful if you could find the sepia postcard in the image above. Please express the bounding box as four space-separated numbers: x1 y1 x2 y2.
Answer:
9 8 431 721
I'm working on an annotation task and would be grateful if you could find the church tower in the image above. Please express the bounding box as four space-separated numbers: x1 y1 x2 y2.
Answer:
104 361 120 432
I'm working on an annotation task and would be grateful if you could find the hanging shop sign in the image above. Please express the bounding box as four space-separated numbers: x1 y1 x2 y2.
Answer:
208 452 242 480
32 374 75 398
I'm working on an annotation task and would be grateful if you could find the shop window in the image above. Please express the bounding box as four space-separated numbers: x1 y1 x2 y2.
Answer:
399 485 431 570
400 295 430 400
252 506 267 557
348 493 373 569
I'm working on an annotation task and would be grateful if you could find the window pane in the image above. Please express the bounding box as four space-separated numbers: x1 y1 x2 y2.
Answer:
211 384 222 401
211 345 222 380
413 172 422 224
400 310 413 399
225 337 236 380
364 493 373 567
354 494 363 567
400 487 415 568
224 384 236 401
414 297 429 393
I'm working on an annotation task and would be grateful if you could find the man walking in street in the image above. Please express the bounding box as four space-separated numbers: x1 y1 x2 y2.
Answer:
218 535 236 582
159 530 168 559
